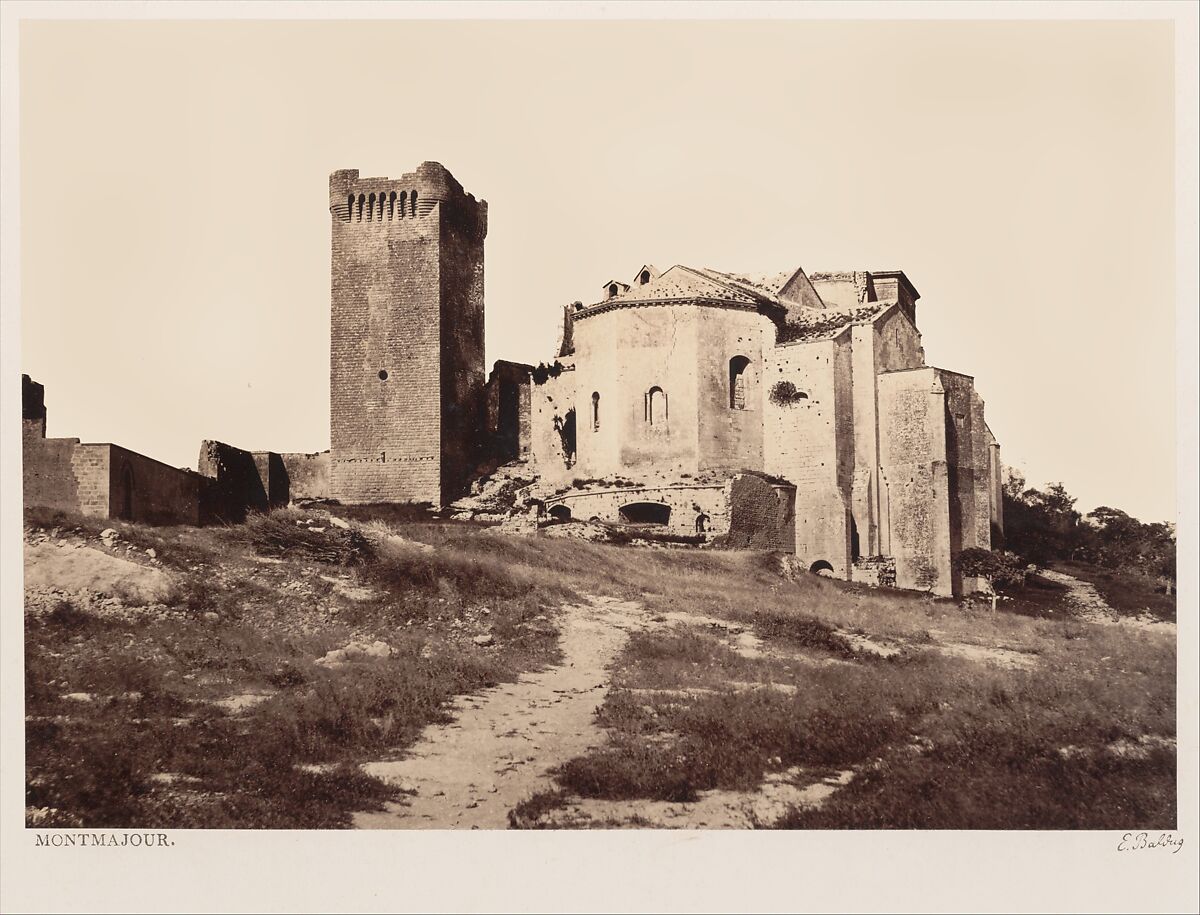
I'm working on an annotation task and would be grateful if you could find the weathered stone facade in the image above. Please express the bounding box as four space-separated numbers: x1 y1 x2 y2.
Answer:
517 264 1002 597
328 162 487 507
22 162 1002 599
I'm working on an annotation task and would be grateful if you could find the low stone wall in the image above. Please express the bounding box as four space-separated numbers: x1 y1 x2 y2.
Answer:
23 436 206 525
542 473 796 549
109 445 206 525
544 483 729 537
851 556 898 588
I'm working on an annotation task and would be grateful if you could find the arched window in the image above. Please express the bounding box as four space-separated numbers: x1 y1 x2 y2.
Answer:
607 283 619 299
399 191 407 218
410 189 418 216
388 191 396 220
646 386 667 425
639 270 651 285
591 392 600 431
729 356 750 410
346 193 354 221
356 193 365 221
368 192 376 220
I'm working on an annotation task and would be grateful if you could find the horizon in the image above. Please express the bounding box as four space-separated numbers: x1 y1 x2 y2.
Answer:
18 19 1178 523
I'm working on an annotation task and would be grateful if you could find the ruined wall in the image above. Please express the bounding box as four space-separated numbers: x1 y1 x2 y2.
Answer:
529 366 577 487
108 446 205 525
484 361 533 465
279 452 331 502
22 374 46 441
544 482 729 537
877 368 953 596
329 163 486 507
721 473 796 552
764 339 849 574
198 440 270 522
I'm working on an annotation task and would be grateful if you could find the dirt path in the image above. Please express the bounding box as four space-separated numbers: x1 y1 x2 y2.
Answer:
1038 568 1175 633
352 594 645 829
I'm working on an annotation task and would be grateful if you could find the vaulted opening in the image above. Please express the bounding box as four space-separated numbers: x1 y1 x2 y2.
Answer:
619 502 671 526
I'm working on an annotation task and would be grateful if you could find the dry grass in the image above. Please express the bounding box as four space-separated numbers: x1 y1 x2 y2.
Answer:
25 507 1177 829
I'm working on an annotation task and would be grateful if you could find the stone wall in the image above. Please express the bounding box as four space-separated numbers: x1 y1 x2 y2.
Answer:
23 438 111 518
764 338 849 574
23 436 205 526
198 440 272 522
528 366 577 487
483 361 533 465
720 473 796 552
877 368 953 595
543 482 729 537
328 162 486 507
279 452 330 502
109 445 206 525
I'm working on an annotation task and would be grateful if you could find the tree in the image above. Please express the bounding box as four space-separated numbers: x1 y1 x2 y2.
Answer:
957 548 1023 611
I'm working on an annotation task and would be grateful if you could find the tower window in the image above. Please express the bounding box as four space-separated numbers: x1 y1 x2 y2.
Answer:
729 355 751 410
411 189 418 216
639 270 650 285
591 392 600 431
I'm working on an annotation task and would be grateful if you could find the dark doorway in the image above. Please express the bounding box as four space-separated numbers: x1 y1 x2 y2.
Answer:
119 464 134 521
548 504 572 521
850 516 861 561
619 502 671 526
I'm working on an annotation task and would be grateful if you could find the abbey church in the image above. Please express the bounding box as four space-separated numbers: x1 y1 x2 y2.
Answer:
326 163 1003 598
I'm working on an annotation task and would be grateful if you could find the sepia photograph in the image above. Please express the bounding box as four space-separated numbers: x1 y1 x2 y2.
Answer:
1 1 1196 913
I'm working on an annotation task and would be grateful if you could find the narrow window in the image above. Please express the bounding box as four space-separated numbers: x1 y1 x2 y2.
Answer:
591 392 600 431
368 192 376 221
411 189 418 216
399 190 407 218
388 191 396 220
729 355 750 410
646 386 666 424
346 193 354 221
357 193 365 221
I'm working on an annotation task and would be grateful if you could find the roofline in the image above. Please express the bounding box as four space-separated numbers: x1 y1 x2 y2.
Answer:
575 296 786 322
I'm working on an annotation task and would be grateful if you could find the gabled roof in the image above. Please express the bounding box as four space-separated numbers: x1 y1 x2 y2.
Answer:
576 263 912 341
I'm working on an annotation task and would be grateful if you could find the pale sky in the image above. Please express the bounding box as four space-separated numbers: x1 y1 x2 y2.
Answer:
19 18 1177 522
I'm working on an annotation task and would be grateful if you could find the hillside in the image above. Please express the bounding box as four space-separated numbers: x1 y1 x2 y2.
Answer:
23 507 1176 829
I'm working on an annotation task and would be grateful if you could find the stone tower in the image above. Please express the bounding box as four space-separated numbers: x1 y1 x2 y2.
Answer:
329 162 487 506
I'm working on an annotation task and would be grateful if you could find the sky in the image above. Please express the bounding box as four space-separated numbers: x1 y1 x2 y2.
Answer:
18 17 1178 523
